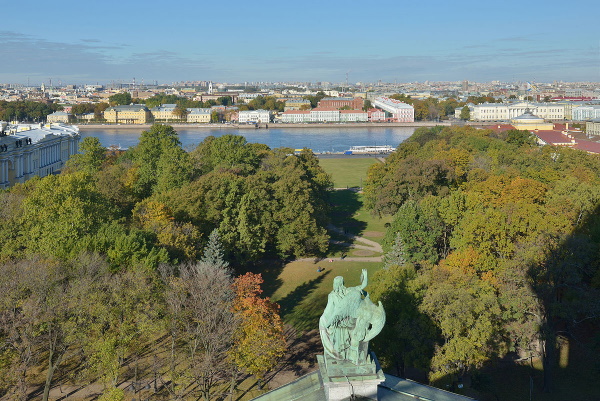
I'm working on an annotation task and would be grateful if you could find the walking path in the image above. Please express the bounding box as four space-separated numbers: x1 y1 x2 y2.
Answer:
297 224 384 263
327 224 383 253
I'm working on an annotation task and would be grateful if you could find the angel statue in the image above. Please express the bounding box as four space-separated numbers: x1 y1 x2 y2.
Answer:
319 269 386 365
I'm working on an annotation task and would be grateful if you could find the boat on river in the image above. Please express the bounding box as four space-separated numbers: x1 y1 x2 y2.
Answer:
343 145 395 155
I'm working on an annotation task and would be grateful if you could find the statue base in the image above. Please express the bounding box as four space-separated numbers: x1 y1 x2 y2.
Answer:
317 352 385 401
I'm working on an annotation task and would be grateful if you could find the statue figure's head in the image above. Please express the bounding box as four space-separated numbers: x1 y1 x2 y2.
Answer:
333 276 345 292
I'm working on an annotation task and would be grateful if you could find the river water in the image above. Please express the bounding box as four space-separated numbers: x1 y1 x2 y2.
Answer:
80 126 416 153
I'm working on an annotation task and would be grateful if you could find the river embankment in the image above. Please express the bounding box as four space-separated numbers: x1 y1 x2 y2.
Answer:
77 121 451 130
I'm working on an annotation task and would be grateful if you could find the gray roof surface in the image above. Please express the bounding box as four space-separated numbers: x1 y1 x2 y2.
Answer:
379 375 476 401
108 104 149 111
251 372 477 401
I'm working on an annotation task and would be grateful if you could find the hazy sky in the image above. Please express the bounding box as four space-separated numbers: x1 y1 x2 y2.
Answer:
1 0 599 85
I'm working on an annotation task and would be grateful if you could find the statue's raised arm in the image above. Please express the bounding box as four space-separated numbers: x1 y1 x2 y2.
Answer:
358 269 367 291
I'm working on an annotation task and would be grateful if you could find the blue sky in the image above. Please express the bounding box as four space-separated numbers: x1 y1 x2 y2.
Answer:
1 0 598 85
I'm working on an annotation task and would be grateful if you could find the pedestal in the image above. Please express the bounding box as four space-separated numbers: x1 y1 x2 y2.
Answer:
317 352 385 401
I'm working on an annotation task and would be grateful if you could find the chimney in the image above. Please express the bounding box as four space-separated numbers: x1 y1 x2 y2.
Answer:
566 122 569 130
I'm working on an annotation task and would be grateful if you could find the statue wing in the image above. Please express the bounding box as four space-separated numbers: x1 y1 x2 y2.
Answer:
362 301 386 342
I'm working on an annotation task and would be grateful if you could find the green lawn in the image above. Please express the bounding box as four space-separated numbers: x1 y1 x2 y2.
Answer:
318 157 391 244
268 260 383 331
318 157 381 188
328 190 391 244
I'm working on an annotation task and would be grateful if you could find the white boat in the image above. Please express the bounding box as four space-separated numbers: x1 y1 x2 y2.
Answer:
344 145 395 155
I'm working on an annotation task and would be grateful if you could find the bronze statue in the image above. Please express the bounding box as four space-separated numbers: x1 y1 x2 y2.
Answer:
319 269 385 365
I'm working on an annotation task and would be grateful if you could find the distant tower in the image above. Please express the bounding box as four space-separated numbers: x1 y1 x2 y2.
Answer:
208 81 214 94
41 83 46 92
462 80 469 92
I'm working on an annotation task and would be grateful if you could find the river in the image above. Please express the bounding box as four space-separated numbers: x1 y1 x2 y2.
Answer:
79 126 416 153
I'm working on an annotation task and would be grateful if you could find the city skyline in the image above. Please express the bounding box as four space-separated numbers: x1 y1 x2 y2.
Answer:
1 0 599 85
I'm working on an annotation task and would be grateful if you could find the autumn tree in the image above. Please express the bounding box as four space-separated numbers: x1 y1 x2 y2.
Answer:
230 273 286 387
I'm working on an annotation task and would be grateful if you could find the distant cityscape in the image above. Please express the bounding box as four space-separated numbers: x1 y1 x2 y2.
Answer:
2 78 600 190
1 79 599 126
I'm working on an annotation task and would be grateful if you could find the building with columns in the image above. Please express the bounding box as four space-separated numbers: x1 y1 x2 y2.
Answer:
0 122 80 189
572 105 600 121
455 102 565 121
587 118 600 136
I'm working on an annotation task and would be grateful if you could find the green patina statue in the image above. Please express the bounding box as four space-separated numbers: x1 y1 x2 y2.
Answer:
319 269 386 365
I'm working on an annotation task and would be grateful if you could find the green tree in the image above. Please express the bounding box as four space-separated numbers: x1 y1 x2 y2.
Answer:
383 232 407 268
94 102 109 120
201 228 229 269
66 136 106 174
172 104 189 121
460 105 471 120
15 173 117 260
128 124 194 197
191 134 266 175
370 264 438 377
108 92 132 106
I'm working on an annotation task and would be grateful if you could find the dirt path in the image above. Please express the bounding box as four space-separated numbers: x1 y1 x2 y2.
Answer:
296 225 384 263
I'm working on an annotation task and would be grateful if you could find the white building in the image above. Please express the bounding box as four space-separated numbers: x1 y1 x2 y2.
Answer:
454 102 565 121
278 109 368 123
310 108 340 122
238 109 271 124
0 122 80 189
572 105 600 121
279 110 311 123
372 97 414 122
339 110 368 122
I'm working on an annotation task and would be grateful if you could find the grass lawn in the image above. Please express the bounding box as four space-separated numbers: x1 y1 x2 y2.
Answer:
328 190 391 244
318 157 382 188
269 260 383 331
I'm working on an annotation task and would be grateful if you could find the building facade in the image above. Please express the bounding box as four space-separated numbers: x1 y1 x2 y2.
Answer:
238 109 271 124
278 109 367 123
187 108 212 123
339 109 368 122
104 105 151 124
0 122 80 189
284 98 312 111
279 110 311 123
587 118 600 136
372 97 414 122
367 108 386 122
572 105 600 121
150 104 178 121
317 97 364 110
455 102 565 121
47 111 73 123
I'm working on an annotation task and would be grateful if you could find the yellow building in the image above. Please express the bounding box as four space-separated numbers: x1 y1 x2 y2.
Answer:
150 104 180 121
284 98 312 111
104 105 151 124
187 108 212 123
47 111 73 123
